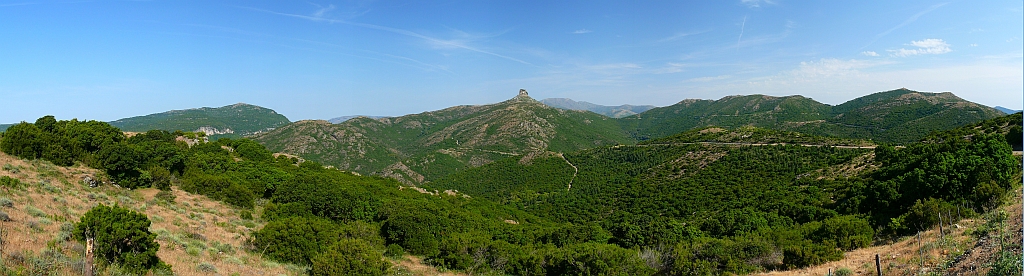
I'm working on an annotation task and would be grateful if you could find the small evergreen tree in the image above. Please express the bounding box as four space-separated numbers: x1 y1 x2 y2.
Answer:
310 239 390 276
74 204 164 274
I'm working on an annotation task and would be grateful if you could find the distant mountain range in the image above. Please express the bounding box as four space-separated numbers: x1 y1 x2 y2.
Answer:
621 89 1004 143
327 115 389 124
995 106 1022 114
253 88 1003 184
540 98 656 118
108 103 290 140
1 88 1006 185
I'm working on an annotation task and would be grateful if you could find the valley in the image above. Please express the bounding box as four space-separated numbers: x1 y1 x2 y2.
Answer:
0 89 1019 275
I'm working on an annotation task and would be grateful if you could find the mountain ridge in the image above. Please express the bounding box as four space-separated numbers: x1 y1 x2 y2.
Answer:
255 91 632 184
108 103 290 140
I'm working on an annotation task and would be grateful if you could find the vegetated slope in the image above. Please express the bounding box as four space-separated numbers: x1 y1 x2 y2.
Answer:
429 117 1022 274
0 152 299 275
109 103 290 140
621 89 1004 143
0 116 669 276
256 93 632 184
541 98 656 118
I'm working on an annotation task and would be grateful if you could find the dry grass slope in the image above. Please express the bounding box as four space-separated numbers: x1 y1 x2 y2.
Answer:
0 151 462 276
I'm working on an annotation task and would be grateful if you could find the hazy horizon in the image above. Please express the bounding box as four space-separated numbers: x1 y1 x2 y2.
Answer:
2 0 1021 124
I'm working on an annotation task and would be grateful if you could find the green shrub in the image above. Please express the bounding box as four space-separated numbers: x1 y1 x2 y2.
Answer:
154 190 176 203
74 204 164 274
835 267 853 276
252 216 340 265
0 176 21 188
0 210 9 222
239 210 253 220
197 262 217 273
385 244 404 258
988 250 1023 276
0 197 12 208
26 205 46 217
310 239 390 276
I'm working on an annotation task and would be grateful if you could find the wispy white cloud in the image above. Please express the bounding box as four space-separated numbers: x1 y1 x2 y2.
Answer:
573 29 592 34
969 43 978 47
242 6 533 65
311 4 335 18
861 51 880 57
864 2 948 48
741 0 775 8
657 30 710 43
888 39 951 57
737 16 747 46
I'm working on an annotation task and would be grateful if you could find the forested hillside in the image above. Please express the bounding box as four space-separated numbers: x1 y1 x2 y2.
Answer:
109 103 290 140
429 116 1022 274
255 93 632 184
1 112 1019 275
621 89 1004 143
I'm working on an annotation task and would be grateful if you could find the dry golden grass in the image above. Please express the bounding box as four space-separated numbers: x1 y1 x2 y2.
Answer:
0 151 465 276
758 187 1023 276
0 151 299 275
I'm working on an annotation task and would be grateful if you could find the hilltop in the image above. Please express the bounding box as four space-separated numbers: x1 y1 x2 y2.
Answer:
540 98 656 118
622 89 1004 143
255 90 631 184
109 103 290 140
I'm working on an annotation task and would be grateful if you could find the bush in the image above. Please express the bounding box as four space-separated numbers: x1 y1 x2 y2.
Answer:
310 239 390 276
239 210 253 220
74 204 163 274
812 215 873 250
0 210 9 221
0 176 21 188
155 190 176 203
835 267 854 276
26 205 46 217
197 262 217 273
0 197 12 208
252 216 340 265
385 244 404 258
988 250 1023 276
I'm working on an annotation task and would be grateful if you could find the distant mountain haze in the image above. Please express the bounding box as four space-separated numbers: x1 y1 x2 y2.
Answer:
327 115 390 124
995 106 1022 114
540 98 657 118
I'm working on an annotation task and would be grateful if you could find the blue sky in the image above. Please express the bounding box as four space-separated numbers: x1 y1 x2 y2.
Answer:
1 0 1021 123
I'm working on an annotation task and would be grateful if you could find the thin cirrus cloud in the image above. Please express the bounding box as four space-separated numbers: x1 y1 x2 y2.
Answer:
888 39 952 57
861 51 880 57
240 6 534 66
573 29 592 34
863 2 948 49
741 0 775 8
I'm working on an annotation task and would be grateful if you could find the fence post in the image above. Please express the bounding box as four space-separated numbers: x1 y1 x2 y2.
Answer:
875 254 882 276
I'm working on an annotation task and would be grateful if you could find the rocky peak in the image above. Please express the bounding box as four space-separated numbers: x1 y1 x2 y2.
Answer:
519 89 529 97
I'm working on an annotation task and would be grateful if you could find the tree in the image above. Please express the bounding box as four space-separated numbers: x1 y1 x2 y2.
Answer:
0 122 42 159
310 239 390 276
74 204 163 274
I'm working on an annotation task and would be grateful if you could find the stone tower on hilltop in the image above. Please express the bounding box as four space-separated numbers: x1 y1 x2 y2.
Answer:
519 89 529 97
